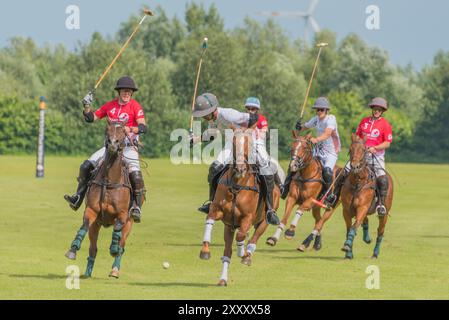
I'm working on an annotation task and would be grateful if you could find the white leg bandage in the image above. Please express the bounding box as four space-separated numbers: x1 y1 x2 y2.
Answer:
220 256 231 282
236 241 245 258
291 210 304 227
203 219 215 243
247 243 257 256
273 223 285 240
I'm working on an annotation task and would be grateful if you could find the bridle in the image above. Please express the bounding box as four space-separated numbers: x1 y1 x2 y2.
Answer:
349 140 369 174
290 138 314 172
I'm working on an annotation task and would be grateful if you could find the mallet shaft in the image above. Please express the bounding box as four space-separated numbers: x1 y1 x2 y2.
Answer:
94 9 153 90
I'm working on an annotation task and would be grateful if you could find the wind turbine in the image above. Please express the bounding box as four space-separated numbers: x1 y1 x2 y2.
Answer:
258 0 321 44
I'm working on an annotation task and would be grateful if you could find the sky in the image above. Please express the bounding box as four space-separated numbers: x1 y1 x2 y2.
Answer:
0 0 448 69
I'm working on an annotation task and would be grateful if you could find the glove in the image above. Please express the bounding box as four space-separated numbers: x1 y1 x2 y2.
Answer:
295 120 302 131
82 91 95 106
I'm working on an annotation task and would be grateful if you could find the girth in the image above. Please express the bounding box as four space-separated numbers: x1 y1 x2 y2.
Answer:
218 173 260 231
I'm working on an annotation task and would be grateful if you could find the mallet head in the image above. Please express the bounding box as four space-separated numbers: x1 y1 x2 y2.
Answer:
316 42 329 48
143 8 154 16
202 37 209 49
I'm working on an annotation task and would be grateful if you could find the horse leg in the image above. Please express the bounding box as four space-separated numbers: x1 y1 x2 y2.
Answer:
297 206 321 252
83 221 100 278
341 207 354 259
238 216 254 266
266 196 297 246
343 207 368 259
109 218 132 278
372 215 388 259
362 217 372 244
218 224 235 286
110 213 127 258
247 220 269 260
65 207 96 260
200 208 221 260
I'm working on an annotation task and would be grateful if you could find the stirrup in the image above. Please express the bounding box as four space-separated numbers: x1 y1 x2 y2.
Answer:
324 194 337 208
266 210 280 226
64 194 81 211
130 206 141 223
198 201 211 214
376 204 387 217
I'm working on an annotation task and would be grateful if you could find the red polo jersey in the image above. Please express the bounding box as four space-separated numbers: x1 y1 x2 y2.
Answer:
94 99 145 127
356 116 393 156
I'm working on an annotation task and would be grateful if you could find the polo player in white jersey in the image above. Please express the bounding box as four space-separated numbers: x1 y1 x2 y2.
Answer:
283 97 341 208
191 93 282 225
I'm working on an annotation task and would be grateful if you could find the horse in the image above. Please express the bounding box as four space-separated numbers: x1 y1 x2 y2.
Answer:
65 122 136 278
266 131 342 252
341 134 393 259
199 127 280 286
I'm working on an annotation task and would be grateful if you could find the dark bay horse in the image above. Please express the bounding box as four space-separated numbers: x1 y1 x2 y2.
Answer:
65 123 136 278
199 128 280 286
266 132 342 252
341 134 393 259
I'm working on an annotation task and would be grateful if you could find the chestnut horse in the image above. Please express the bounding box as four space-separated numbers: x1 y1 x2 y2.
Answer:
341 134 393 259
266 131 342 252
65 123 137 278
199 128 280 286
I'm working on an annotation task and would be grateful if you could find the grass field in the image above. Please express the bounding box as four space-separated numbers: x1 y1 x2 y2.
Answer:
0 155 448 300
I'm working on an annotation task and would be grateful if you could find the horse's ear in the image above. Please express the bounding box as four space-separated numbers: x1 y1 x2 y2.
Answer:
363 134 368 143
292 130 298 139
351 133 357 142
305 133 312 140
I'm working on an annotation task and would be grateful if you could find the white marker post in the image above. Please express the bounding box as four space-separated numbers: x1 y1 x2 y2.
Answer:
36 96 46 178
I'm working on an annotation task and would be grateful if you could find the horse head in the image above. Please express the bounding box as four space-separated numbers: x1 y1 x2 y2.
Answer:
232 127 253 179
349 133 367 173
105 120 127 156
289 131 313 173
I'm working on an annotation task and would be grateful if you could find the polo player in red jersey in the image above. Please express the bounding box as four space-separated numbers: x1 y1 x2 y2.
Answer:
64 76 147 223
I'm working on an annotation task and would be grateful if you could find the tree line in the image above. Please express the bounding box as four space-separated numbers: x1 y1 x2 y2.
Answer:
0 4 447 162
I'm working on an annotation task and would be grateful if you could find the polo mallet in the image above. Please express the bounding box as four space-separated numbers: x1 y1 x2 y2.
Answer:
189 37 209 134
298 42 329 122
93 8 155 91
311 162 348 209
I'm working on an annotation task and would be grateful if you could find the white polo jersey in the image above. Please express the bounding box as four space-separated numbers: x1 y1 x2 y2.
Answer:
305 115 341 157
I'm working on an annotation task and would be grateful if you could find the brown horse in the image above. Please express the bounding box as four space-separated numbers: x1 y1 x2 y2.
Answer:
341 134 393 259
65 123 136 278
266 131 341 252
199 128 280 286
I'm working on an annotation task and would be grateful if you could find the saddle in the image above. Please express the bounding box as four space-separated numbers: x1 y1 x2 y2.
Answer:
217 165 267 228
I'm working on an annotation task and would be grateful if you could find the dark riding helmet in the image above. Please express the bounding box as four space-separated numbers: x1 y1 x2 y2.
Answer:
369 97 388 111
115 76 138 92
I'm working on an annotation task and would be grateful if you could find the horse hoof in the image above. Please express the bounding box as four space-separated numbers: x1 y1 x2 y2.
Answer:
241 256 252 266
313 244 322 251
371 255 378 260
199 251 211 260
297 245 306 252
284 229 295 240
217 279 227 287
364 238 372 244
266 237 277 247
341 245 351 253
80 274 91 279
109 268 120 278
65 250 76 260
